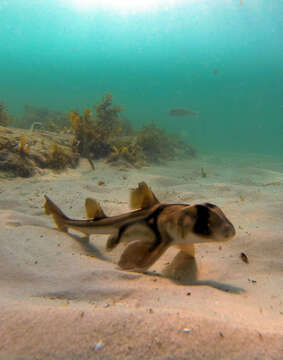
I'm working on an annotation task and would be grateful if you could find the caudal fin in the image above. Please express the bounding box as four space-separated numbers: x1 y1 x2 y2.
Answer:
44 195 69 232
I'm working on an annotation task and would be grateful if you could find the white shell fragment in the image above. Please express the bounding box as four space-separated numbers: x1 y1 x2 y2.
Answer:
94 342 104 351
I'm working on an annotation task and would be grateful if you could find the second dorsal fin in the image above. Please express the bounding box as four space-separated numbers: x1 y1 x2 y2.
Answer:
129 181 159 210
85 198 106 219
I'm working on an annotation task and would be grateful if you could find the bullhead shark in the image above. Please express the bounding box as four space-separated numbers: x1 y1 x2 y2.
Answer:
44 182 236 272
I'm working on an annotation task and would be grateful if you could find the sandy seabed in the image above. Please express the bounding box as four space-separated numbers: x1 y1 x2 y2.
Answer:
0 154 282 360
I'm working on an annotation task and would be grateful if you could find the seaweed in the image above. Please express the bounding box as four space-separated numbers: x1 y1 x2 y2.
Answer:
69 109 96 156
93 93 123 135
0 93 196 177
69 94 195 166
171 135 196 158
17 135 30 155
107 136 146 168
0 127 79 177
136 123 196 163
69 93 125 159
136 123 176 163
0 150 35 177
47 143 72 170
0 101 13 126
0 133 34 177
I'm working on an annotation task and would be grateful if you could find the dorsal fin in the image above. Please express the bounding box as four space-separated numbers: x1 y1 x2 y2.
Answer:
85 198 106 219
130 181 159 210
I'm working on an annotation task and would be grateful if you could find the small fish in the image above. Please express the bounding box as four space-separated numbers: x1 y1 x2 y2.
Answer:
213 69 219 75
169 108 199 117
44 182 236 273
262 181 280 187
248 278 256 284
240 252 249 264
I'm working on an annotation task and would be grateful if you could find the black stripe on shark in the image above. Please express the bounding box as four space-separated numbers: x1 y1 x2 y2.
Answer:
106 204 170 250
193 204 212 236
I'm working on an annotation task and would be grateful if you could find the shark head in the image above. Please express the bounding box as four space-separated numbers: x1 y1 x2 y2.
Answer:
172 202 236 244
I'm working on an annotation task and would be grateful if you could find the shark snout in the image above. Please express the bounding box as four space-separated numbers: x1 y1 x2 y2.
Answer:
222 223 236 240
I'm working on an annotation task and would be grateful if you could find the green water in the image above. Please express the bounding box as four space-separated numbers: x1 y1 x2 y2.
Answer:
0 0 282 156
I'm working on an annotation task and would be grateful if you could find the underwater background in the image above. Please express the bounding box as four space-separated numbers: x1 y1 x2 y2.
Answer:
0 0 282 156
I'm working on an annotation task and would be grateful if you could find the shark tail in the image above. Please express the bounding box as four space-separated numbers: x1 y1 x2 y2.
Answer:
44 195 69 232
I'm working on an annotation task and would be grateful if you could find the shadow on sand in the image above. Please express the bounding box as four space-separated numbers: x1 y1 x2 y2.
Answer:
161 251 245 294
58 231 244 294
66 232 110 262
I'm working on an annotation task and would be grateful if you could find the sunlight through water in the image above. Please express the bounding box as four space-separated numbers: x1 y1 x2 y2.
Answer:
64 0 188 13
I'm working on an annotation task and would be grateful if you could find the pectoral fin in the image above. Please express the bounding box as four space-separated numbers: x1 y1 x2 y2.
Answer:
118 228 171 272
106 232 119 250
118 240 155 271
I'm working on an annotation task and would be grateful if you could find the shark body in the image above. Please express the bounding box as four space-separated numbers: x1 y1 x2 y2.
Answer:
44 182 236 272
